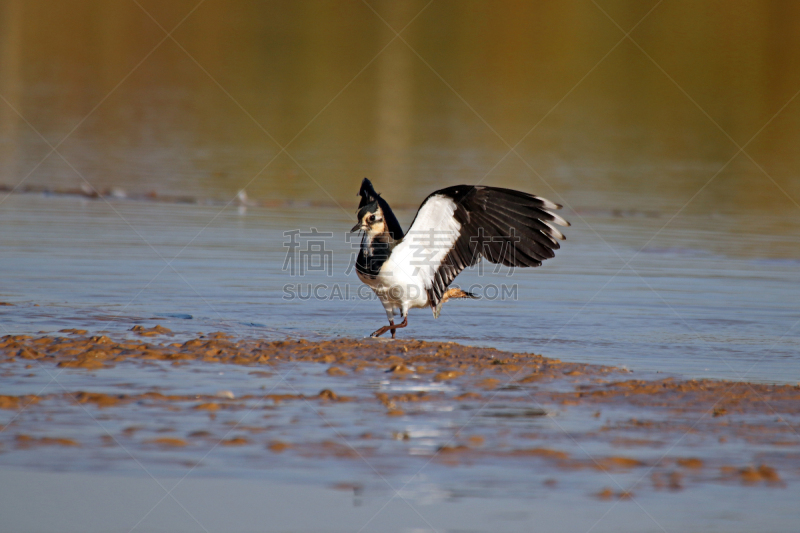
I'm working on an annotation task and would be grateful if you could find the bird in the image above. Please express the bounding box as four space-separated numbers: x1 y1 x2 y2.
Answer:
350 178 569 338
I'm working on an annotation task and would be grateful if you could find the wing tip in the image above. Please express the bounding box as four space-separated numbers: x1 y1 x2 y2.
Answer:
547 211 571 228
531 194 573 221
534 195 561 210
534 196 571 228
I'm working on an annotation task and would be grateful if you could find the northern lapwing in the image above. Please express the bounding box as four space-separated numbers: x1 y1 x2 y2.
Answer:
350 178 569 338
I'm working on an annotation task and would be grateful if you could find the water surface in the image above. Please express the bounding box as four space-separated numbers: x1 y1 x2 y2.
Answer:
2 194 797 383
1 1 800 531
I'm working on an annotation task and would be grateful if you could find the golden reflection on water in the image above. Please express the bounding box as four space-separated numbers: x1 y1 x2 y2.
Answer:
1 0 800 219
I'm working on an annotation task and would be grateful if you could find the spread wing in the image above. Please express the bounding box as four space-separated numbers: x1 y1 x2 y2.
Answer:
393 185 569 309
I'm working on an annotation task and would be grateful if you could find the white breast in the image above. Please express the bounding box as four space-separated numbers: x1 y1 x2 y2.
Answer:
381 195 461 307
357 195 462 314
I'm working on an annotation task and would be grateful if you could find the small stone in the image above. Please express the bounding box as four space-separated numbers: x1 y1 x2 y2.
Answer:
268 440 291 453
433 371 462 382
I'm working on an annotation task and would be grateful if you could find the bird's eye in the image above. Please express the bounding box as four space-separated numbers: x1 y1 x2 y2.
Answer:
368 215 376 223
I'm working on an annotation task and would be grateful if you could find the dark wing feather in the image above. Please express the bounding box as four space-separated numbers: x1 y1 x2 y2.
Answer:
410 185 569 309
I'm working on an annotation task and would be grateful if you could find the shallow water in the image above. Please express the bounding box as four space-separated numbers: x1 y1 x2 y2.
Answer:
5 468 798 533
2 335 799 533
2 1 800 530
1 193 798 383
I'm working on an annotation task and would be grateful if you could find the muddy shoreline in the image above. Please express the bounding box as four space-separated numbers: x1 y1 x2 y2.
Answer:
2 329 798 498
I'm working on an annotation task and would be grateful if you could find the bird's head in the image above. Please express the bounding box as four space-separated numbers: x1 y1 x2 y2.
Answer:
350 200 386 236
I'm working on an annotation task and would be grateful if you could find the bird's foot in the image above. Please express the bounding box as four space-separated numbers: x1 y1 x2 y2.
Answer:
370 325 390 338
370 317 407 339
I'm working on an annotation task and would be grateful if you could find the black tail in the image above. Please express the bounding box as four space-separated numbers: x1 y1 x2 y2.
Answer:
357 178 405 240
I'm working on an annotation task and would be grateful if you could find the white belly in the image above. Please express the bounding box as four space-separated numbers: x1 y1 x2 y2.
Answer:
357 260 430 313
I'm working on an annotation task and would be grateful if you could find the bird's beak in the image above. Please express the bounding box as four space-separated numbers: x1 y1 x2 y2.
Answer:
350 222 364 233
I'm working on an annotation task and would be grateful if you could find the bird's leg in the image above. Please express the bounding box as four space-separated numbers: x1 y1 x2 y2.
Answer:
371 320 394 338
370 316 408 339
389 316 408 339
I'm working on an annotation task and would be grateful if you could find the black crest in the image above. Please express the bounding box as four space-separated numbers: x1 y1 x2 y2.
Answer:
356 178 404 240
356 200 379 221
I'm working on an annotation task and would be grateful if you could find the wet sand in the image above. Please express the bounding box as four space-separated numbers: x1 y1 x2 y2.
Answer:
2 329 798 503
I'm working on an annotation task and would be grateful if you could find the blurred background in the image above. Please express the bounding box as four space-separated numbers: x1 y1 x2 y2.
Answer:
2 0 800 216
2 3 800 531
